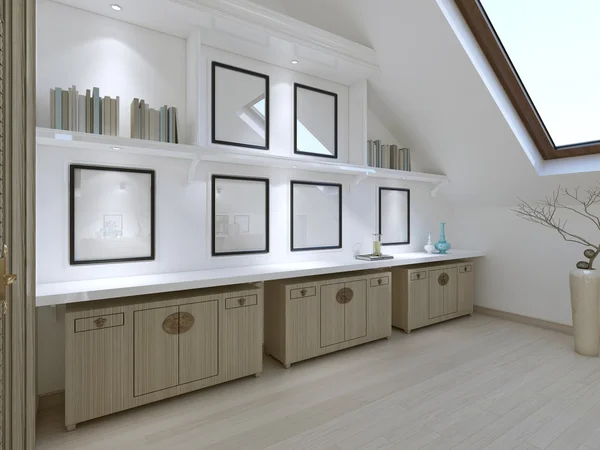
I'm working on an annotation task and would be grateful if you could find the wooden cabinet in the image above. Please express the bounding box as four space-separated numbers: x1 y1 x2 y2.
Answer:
392 260 474 333
265 271 391 368
65 284 262 430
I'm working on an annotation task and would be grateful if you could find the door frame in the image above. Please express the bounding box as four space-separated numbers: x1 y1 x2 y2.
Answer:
3 0 37 448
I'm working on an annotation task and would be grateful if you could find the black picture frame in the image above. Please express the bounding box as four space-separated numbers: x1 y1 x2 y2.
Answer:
290 180 342 251
378 187 410 246
211 61 270 150
211 175 270 256
294 83 338 159
69 164 156 265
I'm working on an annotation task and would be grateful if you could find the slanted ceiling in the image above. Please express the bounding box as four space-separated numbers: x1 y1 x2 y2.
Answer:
248 0 600 206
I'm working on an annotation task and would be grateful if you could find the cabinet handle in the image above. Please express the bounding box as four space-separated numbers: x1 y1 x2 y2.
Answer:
94 317 107 328
238 297 246 306
438 273 449 286
300 289 307 297
377 278 383 285
416 273 421 279
336 287 354 304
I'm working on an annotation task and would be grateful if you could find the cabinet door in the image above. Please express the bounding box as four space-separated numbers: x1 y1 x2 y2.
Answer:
320 282 346 347
409 276 429 329
428 269 445 319
368 277 392 339
344 280 367 341
458 264 474 314
221 291 262 380
443 268 458 315
179 301 219 385
134 306 179 396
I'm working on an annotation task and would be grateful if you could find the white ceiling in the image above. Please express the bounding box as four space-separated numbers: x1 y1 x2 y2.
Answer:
244 0 600 206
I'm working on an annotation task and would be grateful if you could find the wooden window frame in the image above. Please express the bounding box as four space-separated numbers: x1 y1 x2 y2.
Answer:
455 0 600 160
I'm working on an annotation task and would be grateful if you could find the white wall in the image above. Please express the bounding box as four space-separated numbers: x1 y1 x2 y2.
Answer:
37 1 187 138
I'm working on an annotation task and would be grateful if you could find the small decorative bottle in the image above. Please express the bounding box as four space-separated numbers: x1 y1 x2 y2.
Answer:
424 233 435 254
434 222 451 254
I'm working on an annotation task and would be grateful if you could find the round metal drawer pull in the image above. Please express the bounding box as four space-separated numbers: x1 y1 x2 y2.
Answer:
438 273 449 286
336 287 354 304
238 297 246 306
94 317 107 328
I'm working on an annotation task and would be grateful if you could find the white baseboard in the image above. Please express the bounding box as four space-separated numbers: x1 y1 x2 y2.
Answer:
474 306 572 335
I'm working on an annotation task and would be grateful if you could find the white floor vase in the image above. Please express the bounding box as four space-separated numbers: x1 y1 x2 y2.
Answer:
570 268 600 356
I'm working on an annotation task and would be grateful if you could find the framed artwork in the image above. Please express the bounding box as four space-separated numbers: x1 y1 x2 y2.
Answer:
212 175 269 256
294 83 338 159
212 61 270 150
70 164 155 264
378 187 410 245
291 180 342 251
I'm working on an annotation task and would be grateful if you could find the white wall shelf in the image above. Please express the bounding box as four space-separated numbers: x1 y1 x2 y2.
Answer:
37 127 449 193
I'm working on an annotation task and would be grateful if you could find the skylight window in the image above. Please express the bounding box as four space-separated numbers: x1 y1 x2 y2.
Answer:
455 0 600 160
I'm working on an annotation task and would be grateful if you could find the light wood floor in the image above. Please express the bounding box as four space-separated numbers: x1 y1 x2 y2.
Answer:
36 314 600 450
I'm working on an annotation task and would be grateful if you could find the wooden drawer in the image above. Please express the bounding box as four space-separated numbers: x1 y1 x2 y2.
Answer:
74 313 124 333
370 276 390 287
225 294 258 309
410 271 427 281
290 286 317 299
459 264 473 273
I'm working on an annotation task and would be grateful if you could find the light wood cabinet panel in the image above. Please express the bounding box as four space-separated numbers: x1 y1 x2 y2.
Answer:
320 282 346 347
286 286 321 365
458 264 474 315
367 280 392 339
344 280 367 341
221 288 263 380
428 269 445 319
178 301 218 385
409 276 429 330
443 267 458 315
392 261 475 333
134 306 179 396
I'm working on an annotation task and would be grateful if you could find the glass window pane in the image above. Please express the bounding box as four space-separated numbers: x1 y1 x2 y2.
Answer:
480 0 600 148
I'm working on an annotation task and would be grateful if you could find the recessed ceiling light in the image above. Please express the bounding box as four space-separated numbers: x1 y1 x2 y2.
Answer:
291 60 298 65
111 146 121 150
111 4 122 11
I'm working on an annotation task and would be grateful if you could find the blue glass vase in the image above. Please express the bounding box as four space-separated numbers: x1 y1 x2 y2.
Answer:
434 222 451 254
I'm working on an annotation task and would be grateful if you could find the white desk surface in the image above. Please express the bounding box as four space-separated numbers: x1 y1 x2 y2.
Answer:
36 249 484 307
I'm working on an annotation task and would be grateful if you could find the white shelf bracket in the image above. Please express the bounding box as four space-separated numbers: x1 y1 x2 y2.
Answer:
431 180 448 198
187 158 201 184
351 173 370 190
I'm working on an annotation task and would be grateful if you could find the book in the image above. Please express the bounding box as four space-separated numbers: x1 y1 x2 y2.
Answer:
160 106 167 142
116 96 120 136
54 87 62 130
390 144 398 170
61 90 68 131
153 109 160 141
130 98 139 139
355 254 394 261
50 89 55 129
171 106 178 143
77 95 86 132
103 96 110 136
399 148 405 170
72 85 78 132
144 102 150 140
406 148 411 171
85 89 91 133
140 100 145 139
111 98 117 137
383 145 390 169
367 140 372 166
374 140 381 167
168 107 173 143
67 87 73 131
92 87 100 134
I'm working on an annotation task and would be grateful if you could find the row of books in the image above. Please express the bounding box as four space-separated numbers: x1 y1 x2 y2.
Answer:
50 86 120 136
367 140 412 171
130 99 178 143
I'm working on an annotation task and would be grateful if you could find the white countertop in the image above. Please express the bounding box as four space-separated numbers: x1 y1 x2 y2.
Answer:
36 249 484 307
